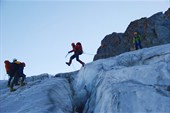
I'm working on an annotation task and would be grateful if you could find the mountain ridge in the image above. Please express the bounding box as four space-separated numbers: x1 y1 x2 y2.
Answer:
94 8 170 61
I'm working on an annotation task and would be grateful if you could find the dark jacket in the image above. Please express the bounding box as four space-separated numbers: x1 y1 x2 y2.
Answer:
8 62 20 76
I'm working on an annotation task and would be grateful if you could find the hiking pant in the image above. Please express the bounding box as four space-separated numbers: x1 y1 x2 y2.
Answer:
69 54 84 65
8 75 13 86
7 72 14 86
20 74 26 83
135 42 142 50
10 72 20 89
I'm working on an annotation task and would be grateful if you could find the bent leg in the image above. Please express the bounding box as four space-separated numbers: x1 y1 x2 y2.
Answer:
66 54 76 66
76 55 85 66
10 72 19 91
8 75 13 87
21 74 26 86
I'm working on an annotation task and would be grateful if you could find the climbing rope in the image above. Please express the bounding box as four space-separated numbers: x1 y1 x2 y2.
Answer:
83 52 95 56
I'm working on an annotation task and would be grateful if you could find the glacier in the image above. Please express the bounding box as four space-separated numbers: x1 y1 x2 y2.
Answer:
0 74 74 113
0 44 170 113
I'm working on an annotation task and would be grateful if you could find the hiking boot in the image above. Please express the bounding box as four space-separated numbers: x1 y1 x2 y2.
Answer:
82 63 85 67
10 87 16 92
66 62 70 66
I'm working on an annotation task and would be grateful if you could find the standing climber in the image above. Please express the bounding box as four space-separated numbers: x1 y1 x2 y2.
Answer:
133 32 142 50
66 42 85 67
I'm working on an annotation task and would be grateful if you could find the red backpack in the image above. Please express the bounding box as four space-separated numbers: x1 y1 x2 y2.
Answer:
4 60 10 73
76 42 83 54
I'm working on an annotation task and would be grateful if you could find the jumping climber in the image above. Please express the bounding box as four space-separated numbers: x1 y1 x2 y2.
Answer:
66 42 85 67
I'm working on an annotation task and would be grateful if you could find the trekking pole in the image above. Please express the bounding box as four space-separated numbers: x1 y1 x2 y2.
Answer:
65 53 69 58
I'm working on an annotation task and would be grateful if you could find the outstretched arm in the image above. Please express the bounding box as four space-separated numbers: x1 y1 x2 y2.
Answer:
68 50 74 53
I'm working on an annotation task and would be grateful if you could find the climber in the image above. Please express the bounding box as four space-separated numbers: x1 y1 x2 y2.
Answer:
10 59 26 92
66 42 85 67
18 62 26 86
4 60 13 87
133 32 142 50
9 59 20 92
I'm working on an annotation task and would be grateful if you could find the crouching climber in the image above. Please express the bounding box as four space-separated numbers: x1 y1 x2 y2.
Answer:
10 59 27 92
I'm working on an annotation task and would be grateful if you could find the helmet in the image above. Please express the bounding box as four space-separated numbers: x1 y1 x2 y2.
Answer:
71 43 75 46
13 58 17 62
4 60 9 64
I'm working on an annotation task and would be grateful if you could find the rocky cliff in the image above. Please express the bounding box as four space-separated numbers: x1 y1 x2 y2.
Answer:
94 8 170 61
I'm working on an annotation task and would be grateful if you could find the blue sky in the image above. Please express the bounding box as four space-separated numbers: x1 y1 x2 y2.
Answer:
0 0 169 80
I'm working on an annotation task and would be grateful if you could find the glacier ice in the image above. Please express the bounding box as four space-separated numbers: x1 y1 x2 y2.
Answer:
0 44 170 113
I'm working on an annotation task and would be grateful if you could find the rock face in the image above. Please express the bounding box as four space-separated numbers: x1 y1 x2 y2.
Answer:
94 8 170 61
